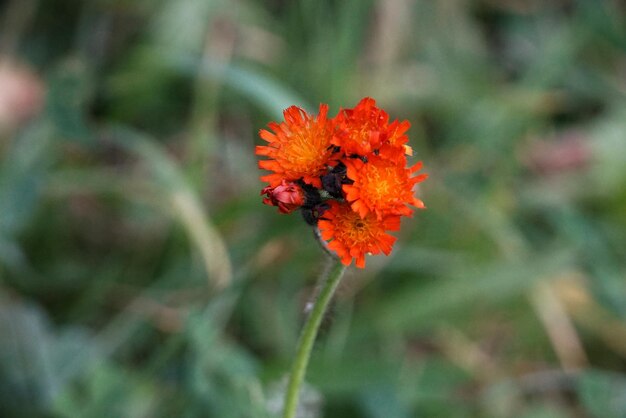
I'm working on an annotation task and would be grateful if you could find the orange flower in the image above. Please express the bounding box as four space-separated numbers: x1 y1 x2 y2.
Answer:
343 155 427 219
261 180 305 214
318 201 401 268
257 98 428 268
333 97 411 162
257 104 337 188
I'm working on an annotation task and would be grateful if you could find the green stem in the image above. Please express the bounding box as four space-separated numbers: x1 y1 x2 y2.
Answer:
282 260 347 418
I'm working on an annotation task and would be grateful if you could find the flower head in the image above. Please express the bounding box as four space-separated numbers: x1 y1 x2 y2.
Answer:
257 97 428 269
261 180 305 214
333 97 411 163
256 104 337 188
318 201 401 268
343 155 427 219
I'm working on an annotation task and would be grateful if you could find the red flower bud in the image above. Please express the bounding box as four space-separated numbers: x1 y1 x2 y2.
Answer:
261 180 305 214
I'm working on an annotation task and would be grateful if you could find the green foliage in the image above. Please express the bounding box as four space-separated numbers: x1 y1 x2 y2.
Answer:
1 0 626 416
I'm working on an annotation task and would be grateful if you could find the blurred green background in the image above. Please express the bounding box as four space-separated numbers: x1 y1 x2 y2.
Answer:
1 0 626 417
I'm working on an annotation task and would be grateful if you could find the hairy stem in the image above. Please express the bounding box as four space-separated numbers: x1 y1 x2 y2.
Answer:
282 259 346 418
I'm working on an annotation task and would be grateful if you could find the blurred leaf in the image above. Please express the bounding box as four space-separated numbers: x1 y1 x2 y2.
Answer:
150 0 220 54
0 235 30 274
548 206 626 319
45 60 94 145
521 24 579 89
309 355 406 396
515 404 570 418
108 126 233 290
575 0 626 49
589 105 626 194
358 385 411 418
372 250 575 332
170 54 311 119
0 121 53 235
578 370 626 418
54 363 157 418
0 120 54 277
0 294 101 416
184 307 270 418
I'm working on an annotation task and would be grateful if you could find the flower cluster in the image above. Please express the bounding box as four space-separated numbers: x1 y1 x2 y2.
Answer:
257 98 427 268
